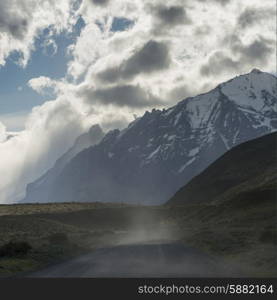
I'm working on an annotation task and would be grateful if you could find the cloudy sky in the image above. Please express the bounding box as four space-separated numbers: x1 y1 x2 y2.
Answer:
0 0 276 203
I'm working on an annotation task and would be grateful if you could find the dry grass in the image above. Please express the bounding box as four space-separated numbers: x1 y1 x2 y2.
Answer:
0 201 276 277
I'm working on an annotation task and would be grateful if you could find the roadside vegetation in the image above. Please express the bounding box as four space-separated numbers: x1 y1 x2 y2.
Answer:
0 199 276 277
0 203 165 277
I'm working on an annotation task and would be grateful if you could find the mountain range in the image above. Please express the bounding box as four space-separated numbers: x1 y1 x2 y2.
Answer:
23 69 277 204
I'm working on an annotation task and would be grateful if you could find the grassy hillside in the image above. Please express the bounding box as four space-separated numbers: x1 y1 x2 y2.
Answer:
166 197 276 276
166 133 277 276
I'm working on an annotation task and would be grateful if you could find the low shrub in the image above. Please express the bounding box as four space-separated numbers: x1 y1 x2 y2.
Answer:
0 241 32 257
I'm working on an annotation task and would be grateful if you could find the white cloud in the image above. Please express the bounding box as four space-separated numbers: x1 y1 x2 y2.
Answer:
0 121 7 142
28 76 56 94
0 0 77 67
69 0 276 108
0 0 276 203
0 97 90 203
42 38 58 57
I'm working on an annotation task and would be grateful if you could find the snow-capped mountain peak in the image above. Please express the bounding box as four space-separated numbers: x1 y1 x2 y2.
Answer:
220 69 277 113
23 70 277 204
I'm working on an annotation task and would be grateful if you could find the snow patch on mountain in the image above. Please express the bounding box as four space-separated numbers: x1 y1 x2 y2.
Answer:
178 157 196 173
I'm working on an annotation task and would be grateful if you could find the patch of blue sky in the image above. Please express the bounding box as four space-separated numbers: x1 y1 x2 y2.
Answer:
0 17 85 116
111 17 134 32
96 17 134 33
